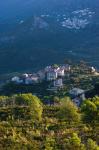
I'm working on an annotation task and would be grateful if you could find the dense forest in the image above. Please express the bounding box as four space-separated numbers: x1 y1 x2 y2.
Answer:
0 93 98 150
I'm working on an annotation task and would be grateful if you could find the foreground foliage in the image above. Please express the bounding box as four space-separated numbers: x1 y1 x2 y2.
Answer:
0 94 99 150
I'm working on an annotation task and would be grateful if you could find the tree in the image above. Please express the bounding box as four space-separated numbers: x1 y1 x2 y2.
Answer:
15 94 43 122
63 133 86 150
44 136 57 150
53 96 60 105
57 97 81 124
87 139 99 150
53 64 59 68
81 97 99 125
0 96 7 107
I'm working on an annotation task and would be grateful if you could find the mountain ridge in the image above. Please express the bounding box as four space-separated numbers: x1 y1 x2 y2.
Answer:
0 0 99 74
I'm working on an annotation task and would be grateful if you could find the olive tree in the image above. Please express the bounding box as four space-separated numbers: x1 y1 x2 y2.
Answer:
57 97 81 124
15 94 43 122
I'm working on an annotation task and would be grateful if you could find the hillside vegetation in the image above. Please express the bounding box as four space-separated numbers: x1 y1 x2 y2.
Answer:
0 94 99 150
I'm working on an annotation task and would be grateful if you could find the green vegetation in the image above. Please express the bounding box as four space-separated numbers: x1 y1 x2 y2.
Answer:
1 62 99 100
0 62 99 149
81 96 99 125
57 97 81 124
0 94 98 149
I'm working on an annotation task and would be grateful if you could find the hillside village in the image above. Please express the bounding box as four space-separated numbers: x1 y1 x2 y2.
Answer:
6 63 99 107
0 63 99 150
11 64 70 87
0 1 99 149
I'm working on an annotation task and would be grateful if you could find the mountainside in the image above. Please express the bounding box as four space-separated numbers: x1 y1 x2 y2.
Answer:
0 0 99 74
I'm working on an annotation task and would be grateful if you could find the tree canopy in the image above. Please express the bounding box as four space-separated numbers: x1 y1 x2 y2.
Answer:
57 97 81 124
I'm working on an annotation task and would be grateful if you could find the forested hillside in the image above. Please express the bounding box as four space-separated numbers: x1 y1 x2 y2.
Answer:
0 94 99 149
0 0 99 73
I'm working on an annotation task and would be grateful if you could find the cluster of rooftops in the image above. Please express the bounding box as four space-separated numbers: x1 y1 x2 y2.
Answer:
11 64 98 106
11 64 71 87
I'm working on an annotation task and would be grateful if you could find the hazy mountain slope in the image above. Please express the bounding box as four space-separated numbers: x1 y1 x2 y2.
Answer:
0 0 99 74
